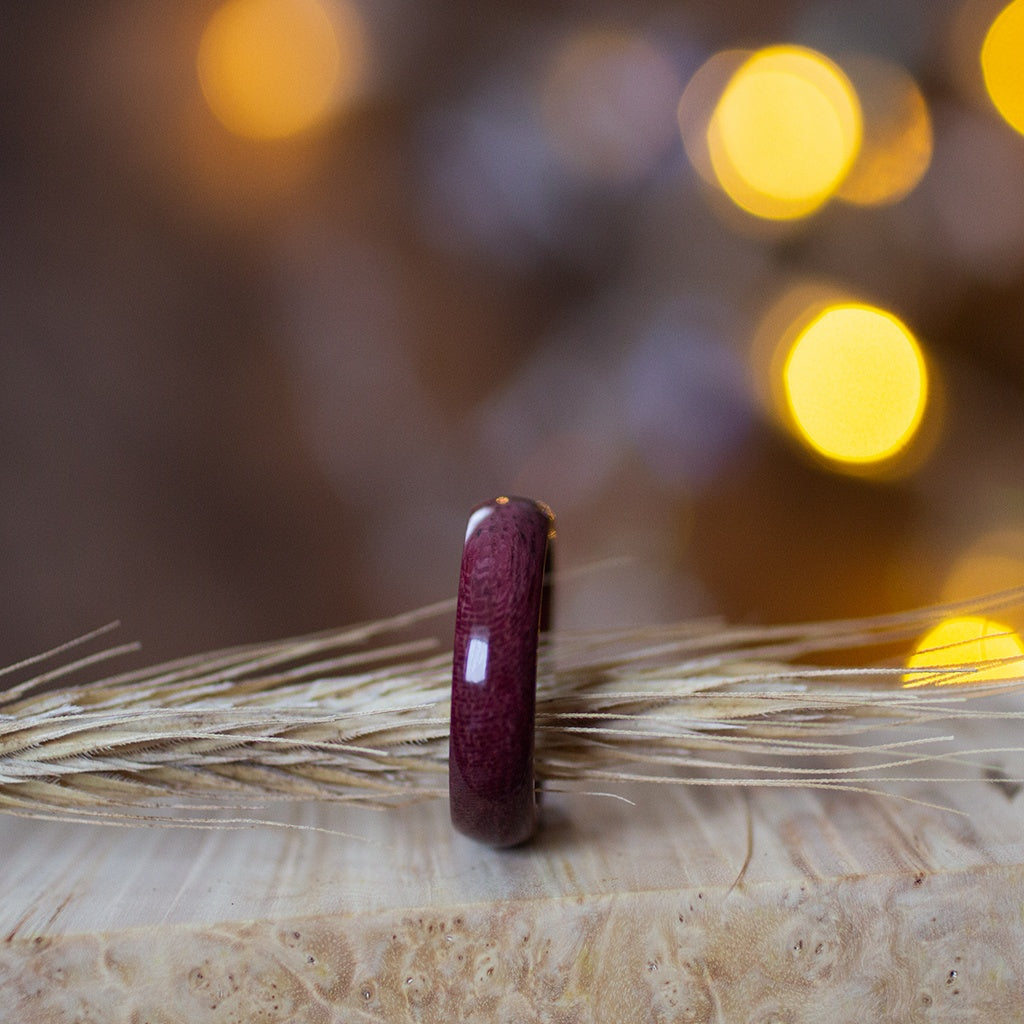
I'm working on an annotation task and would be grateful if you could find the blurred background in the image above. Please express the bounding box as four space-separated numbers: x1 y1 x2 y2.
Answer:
3 0 1024 669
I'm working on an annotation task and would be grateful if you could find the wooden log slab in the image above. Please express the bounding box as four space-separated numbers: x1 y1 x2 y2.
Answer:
1 776 1023 1022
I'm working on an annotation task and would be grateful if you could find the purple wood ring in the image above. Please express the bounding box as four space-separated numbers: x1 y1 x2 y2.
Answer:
449 496 554 847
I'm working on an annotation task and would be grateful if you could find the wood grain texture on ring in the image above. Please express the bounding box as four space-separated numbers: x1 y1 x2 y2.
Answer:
449 496 554 847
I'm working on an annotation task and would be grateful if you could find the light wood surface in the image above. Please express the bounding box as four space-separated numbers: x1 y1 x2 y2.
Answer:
2 767 1023 1022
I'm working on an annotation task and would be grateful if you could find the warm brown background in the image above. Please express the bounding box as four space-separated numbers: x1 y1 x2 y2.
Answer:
3 0 1024 667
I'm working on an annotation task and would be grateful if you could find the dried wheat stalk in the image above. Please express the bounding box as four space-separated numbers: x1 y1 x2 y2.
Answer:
2 589 1024 829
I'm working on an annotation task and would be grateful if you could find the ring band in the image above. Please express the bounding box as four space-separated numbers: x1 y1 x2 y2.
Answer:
449 496 554 847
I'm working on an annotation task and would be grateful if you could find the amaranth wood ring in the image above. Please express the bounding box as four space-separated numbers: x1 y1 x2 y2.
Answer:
449 496 554 847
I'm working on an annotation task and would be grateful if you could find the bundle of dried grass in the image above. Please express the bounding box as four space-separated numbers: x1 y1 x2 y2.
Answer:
2 589 1024 829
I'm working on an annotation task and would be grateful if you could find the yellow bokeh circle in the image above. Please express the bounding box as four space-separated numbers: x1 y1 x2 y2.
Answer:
982 0 1024 136
904 616 1024 687
782 304 927 464
706 46 862 220
198 0 366 140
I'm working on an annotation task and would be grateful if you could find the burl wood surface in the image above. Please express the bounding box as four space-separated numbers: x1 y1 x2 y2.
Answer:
1 771 1023 1023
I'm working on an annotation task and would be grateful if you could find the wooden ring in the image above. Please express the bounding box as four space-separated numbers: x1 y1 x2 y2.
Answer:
449 496 554 847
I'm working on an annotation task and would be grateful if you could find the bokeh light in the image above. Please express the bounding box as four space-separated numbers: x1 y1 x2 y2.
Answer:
836 56 932 206
677 48 749 190
197 0 366 140
981 0 1024 136
781 303 928 465
941 528 1024 601
904 616 1024 686
749 281 845 412
705 45 862 220
540 28 682 185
